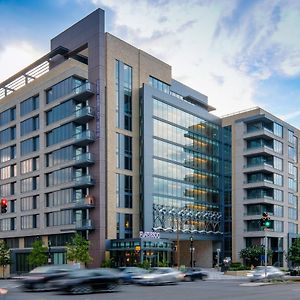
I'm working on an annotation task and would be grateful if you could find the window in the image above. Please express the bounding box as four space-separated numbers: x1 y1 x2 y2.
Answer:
46 210 73 226
116 133 132 170
273 173 283 186
273 220 283 232
20 95 39 116
288 162 297 176
288 178 297 191
288 146 296 161
21 136 39 156
274 189 283 202
46 189 73 207
273 156 283 171
0 126 16 144
21 215 38 229
273 205 283 217
20 157 39 174
20 116 39 136
21 195 38 211
46 145 73 167
0 218 16 231
116 213 133 239
0 145 16 163
273 123 283 138
273 140 283 154
20 176 39 193
0 164 16 180
0 182 16 196
288 193 297 207
46 100 74 125
149 76 170 94
46 123 73 146
46 167 72 187
288 207 297 220
0 107 16 126
289 223 298 234
115 61 132 131
116 174 133 208
46 77 85 104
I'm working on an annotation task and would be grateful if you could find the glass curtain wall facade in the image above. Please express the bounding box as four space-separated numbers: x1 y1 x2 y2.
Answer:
151 98 222 235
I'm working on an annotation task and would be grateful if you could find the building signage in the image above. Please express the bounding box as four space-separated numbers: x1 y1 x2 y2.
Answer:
139 231 160 239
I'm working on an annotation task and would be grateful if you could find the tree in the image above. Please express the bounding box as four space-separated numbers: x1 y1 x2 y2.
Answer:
287 238 300 270
66 233 92 265
28 240 48 268
0 241 11 278
240 245 273 267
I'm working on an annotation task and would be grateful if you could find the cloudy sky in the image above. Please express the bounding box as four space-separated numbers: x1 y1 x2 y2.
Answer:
1 0 300 127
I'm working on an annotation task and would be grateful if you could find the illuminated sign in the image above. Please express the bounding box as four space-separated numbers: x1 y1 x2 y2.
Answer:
139 231 160 239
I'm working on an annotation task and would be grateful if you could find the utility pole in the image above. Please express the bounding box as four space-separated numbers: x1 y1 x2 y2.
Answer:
176 218 180 268
264 230 267 279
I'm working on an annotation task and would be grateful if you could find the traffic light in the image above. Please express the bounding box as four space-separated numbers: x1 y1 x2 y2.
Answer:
0 198 8 213
260 212 271 228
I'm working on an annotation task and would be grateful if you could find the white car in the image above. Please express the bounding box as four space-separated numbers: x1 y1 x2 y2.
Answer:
249 266 284 282
133 267 184 285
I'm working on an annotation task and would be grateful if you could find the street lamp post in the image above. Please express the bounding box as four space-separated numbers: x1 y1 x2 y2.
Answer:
190 236 194 268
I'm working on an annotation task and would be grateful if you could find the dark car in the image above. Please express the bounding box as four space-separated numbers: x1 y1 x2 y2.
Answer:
119 267 149 284
20 265 74 291
183 268 208 281
54 268 122 294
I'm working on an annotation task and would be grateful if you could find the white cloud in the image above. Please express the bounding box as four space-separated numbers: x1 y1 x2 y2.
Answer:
88 0 300 117
0 41 43 83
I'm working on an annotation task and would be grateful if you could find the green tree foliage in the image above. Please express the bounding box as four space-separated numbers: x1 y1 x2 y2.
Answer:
100 258 114 268
240 245 273 267
0 241 11 278
158 259 169 267
287 238 300 269
28 240 48 268
66 233 92 265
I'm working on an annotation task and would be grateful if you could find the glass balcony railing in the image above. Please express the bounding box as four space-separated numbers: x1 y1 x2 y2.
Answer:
73 175 94 187
72 82 95 101
73 130 95 145
73 152 95 166
74 219 94 230
72 195 95 208
74 106 95 123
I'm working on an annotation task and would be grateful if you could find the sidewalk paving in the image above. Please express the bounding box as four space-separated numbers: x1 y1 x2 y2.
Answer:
202 268 248 280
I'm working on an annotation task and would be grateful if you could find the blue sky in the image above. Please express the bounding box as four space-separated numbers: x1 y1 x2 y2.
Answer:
1 0 300 127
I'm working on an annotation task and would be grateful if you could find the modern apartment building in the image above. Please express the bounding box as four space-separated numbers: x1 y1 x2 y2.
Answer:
0 8 299 274
0 9 225 273
222 108 300 267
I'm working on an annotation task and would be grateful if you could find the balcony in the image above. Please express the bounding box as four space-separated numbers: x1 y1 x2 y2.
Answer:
75 219 94 230
73 106 95 124
244 145 274 156
73 152 95 167
72 82 95 101
73 175 95 187
243 162 274 173
72 195 95 209
73 130 95 146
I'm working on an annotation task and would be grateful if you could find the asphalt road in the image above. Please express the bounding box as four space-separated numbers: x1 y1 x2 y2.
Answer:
2 279 300 300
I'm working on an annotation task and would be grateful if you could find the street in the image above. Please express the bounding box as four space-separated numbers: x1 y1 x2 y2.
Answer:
1 279 300 300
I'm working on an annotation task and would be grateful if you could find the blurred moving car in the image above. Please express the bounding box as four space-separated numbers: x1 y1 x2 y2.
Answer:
133 267 184 285
118 267 149 284
248 266 284 282
182 268 208 281
20 264 74 291
53 268 122 294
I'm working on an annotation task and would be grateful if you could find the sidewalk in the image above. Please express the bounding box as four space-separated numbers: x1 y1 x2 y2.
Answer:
202 268 248 280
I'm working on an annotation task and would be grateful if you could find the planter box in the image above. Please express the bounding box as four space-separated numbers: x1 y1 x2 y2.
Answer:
225 270 249 276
